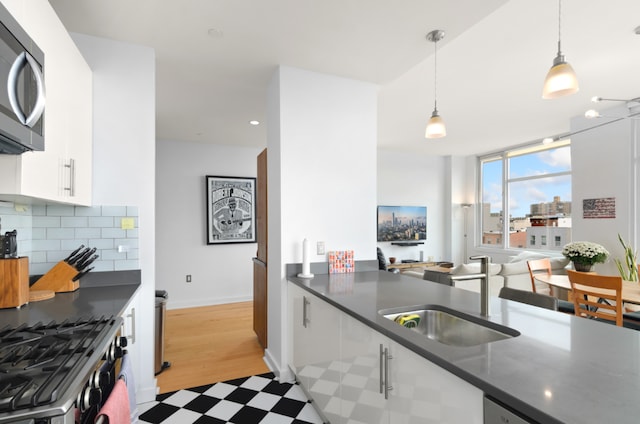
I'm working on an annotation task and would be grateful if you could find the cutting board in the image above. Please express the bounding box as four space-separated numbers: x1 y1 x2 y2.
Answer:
29 290 55 302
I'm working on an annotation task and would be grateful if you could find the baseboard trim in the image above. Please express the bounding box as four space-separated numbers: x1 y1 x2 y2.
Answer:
262 348 295 383
166 295 253 310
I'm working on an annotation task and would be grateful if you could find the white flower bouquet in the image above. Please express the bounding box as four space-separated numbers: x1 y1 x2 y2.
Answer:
562 241 609 265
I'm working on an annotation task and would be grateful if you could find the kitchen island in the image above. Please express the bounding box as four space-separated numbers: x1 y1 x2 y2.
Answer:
288 270 640 424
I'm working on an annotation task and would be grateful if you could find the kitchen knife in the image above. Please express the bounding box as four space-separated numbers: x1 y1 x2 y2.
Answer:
71 247 96 268
63 245 85 263
76 254 99 272
72 267 94 282
67 247 90 265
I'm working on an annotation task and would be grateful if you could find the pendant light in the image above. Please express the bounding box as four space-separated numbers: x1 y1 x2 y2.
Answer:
542 0 579 99
425 29 446 139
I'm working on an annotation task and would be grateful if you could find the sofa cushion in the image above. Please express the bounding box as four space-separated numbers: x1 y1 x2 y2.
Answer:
549 257 570 270
507 251 549 263
498 260 529 276
499 253 570 276
450 263 501 276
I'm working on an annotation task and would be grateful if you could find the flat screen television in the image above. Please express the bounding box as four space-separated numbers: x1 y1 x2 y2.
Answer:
377 205 427 242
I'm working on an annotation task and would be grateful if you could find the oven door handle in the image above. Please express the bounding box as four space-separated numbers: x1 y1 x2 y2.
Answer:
7 51 46 128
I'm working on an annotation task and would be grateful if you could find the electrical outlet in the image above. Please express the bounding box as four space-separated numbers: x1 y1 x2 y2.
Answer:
317 241 325 255
186 275 192 283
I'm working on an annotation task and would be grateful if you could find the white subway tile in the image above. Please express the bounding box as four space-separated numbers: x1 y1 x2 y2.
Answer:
61 217 89 228
101 206 127 216
46 228 75 240
102 228 126 239
75 228 101 239
46 205 75 216
33 216 61 228
74 206 102 217
88 216 115 228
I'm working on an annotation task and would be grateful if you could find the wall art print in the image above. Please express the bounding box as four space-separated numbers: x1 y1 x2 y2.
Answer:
206 175 256 244
583 197 615 219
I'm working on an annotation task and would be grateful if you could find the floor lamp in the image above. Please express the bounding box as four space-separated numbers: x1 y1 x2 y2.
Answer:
461 204 472 264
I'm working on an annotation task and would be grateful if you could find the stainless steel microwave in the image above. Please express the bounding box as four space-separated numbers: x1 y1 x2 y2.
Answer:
0 2 44 154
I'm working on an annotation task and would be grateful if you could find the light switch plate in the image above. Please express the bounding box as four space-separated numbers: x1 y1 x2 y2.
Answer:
317 241 325 255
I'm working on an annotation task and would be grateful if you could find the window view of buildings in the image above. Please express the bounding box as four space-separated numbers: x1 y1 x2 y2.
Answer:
482 196 571 251
480 141 572 251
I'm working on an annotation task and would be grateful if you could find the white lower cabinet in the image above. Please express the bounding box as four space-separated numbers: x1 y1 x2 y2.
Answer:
289 282 484 424
386 337 484 424
288 283 342 423
340 311 390 424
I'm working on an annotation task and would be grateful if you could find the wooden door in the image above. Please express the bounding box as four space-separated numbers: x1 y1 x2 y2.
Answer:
253 258 267 348
253 148 268 347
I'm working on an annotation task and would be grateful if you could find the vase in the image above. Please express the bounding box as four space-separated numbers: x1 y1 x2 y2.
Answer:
573 262 593 272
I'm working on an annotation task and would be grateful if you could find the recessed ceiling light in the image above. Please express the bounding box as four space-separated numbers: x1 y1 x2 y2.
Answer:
249 120 260 126
207 28 224 39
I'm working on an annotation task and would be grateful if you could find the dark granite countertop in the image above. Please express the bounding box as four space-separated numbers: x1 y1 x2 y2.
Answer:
0 270 141 327
289 270 640 424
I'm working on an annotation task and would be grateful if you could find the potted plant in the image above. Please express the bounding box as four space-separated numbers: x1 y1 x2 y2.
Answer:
561 241 609 272
614 233 638 282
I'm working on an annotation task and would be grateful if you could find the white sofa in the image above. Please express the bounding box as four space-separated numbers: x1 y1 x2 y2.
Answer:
419 252 570 296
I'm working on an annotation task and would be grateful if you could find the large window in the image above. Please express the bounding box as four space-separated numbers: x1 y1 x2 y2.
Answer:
479 140 572 251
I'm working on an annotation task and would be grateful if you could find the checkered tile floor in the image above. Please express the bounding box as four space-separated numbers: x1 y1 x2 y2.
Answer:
138 372 324 424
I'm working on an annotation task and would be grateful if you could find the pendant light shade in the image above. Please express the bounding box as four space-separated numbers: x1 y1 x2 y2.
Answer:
425 29 446 139
425 109 446 138
542 0 578 99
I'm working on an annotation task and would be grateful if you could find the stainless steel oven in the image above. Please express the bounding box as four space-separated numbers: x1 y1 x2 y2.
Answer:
0 2 45 154
0 316 125 423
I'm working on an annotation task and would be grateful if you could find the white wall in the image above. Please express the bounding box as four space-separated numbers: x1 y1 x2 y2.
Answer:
376 150 447 262
156 139 261 309
265 66 378 378
570 105 638 275
70 33 157 403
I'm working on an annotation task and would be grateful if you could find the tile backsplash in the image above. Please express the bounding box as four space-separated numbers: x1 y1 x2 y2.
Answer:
0 204 139 275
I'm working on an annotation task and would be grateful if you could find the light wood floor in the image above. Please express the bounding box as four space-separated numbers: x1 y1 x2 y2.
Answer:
156 301 269 394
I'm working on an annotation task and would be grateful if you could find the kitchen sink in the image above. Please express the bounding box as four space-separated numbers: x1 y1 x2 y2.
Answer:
380 305 520 347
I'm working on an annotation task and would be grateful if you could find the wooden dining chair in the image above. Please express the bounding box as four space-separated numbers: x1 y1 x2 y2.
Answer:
567 270 623 326
526 258 553 295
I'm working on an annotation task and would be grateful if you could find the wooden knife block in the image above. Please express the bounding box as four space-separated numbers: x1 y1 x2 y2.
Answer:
31 261 79 293
0 257 29 308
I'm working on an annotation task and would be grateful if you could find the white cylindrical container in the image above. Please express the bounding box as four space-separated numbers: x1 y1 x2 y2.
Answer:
298 238 314 278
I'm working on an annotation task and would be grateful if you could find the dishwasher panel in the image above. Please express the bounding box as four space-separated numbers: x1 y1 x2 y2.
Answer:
484 396 538 424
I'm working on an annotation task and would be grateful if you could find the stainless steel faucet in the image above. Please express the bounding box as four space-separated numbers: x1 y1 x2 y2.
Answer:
449 255 492 316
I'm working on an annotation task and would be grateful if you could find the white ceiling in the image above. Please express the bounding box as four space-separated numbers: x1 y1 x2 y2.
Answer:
48 0 640 156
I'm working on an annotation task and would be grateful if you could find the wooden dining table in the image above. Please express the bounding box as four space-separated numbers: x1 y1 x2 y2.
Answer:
535 274 640 305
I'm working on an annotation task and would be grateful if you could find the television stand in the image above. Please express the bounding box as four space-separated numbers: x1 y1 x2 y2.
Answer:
391 241 424 246
387 261 437 272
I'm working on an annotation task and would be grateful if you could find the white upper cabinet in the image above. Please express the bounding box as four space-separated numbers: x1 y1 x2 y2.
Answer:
0 0 92 205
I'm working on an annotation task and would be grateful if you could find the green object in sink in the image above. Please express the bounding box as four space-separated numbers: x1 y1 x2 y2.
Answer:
394 313 421 328
380 305 520 347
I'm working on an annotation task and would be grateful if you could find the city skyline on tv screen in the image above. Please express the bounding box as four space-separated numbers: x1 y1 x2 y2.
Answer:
377 205 426 242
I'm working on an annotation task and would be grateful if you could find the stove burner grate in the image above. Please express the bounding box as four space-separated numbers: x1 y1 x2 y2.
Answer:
0 316 115 413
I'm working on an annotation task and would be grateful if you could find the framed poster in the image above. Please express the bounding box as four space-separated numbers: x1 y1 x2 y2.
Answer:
206 175 256 244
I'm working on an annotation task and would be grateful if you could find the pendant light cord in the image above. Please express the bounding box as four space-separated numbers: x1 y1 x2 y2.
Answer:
557 0 562 55
433 37 438 111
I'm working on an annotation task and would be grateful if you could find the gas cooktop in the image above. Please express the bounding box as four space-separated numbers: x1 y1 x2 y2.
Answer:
0 316 121 421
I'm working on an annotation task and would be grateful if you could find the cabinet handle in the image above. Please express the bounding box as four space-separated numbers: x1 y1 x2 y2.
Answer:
384 347 393 399
126 307 136 344
64 158 76 196
302 296 310 328
379 344 384 394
